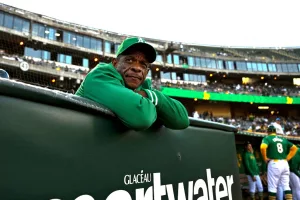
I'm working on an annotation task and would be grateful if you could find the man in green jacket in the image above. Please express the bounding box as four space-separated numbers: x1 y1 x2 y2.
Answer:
243 141 264 200
289 146 300 200
76 37 189 131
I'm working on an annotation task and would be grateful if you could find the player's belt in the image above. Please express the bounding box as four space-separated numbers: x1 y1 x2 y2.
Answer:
271 159 286 162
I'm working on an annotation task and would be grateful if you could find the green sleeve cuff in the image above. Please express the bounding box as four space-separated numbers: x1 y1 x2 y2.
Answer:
142 89 158 106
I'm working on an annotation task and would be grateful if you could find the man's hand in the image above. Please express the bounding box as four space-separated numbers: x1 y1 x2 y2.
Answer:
252 176 257 182
135 90 147 97
265 158 270 164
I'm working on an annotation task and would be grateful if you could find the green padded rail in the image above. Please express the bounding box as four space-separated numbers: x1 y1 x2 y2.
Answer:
0 79 241 200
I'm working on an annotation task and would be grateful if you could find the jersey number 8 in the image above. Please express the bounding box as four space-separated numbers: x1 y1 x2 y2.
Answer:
277 143 283 153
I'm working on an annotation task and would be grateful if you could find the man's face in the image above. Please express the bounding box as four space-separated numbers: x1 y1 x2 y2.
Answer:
247 144 253 152
276 120 280 124
113 51 149 90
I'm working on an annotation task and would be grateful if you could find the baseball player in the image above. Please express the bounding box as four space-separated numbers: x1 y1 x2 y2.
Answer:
260 125 298 200
272 117 285 200
288 146 300 200
242 141 264 200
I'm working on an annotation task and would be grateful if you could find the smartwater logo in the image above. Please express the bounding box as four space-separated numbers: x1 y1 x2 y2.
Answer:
50 168 234 200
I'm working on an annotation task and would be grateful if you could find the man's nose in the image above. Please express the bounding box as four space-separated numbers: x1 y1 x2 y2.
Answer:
130 64 143 73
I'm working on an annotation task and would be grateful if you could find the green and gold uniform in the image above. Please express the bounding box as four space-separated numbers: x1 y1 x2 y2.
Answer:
289 148 300 178
243 151 260 176
260 131 297 200
242 149 264 199
261 134 294 160
76 62 189 131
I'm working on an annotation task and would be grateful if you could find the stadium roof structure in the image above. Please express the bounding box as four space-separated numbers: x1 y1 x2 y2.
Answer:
2 3 300 64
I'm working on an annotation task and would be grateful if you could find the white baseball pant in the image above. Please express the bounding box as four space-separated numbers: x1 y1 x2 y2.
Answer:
289 172 300 200
247 175 264 193
267 160 291 193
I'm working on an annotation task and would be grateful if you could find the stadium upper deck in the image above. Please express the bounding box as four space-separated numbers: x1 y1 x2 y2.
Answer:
1 3 300 69
0 3 300 92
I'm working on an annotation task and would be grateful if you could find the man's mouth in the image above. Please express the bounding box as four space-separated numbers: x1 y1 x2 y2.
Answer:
125 75 142 81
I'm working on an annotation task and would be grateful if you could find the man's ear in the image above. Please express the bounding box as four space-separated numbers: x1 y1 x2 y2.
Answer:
112 58 117 68
145 68 150 76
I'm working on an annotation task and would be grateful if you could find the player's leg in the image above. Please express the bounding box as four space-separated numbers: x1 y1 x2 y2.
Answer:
247 175 256 200
267 161 280 200
254 175 264 200
289 172 300 200
276 183 284 200
280 160 292 200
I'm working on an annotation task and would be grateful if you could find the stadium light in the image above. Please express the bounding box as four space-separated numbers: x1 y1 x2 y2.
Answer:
258 106 269 109
223 75 226 78
209 74 213 77
274 77 277 80
51 79 56 83
271 111 274 115
261 76 264 80
156 68 159 71
94 58 98 62
19 41 24 46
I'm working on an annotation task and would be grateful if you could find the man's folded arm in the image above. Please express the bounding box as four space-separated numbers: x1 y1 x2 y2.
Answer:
142 89 189 129
82 75 157 131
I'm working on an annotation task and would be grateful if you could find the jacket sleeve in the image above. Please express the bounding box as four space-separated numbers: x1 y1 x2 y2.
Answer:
243 153 255 176
289 159 300 177
142 88 189 130
289 151 300 178
81 73 157 131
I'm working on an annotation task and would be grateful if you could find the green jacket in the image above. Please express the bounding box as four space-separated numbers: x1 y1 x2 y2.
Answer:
289 149 300 177
242 151 260 176
75 63 189 131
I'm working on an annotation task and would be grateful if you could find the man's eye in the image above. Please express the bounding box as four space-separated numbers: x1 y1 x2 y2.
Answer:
142 64 148 69
126 59 133 63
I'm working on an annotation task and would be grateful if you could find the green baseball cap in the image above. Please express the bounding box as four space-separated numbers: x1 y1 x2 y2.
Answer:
116 37 157 63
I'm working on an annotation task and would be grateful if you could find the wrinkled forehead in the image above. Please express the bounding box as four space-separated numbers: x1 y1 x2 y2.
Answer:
123 51 148 62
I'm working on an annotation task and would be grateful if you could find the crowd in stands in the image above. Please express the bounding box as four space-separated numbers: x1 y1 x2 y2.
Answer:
1 49 299 98
160 81 300 97
0 50 89 75
193 111 300 136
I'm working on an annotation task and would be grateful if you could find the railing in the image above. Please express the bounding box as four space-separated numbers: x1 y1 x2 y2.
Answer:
0 56 86 80
237 131 300 141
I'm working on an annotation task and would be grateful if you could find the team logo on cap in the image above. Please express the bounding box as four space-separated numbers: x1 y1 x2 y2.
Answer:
138 38 145 43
